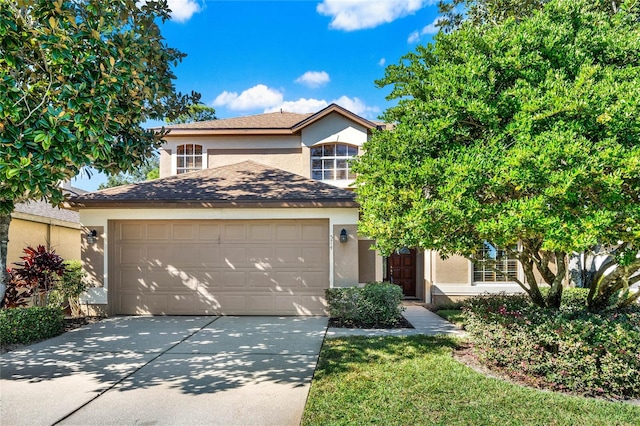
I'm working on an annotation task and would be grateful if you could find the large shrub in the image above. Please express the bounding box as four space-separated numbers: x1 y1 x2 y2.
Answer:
48 260 89 317
326 282 404 327
0 306 65 345
463 292 640 399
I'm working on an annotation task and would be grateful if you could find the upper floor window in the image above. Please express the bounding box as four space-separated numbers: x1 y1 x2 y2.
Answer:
176 144 203 174
473 242 518 282
311 143 358 181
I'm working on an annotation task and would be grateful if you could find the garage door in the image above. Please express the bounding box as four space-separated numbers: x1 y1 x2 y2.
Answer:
111 220 329 315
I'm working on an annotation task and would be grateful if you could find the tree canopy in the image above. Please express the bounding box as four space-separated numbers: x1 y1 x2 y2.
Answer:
354 0 640 309
0 0 196 300
166 103 216 124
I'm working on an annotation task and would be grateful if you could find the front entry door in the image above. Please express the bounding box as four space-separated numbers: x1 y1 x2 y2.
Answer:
386 249 416 297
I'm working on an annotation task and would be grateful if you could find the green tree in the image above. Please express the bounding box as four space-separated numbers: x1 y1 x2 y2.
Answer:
435 0 627 32
0 0 197 301
166 103 216 124
97 155 160 189
354 0 640 309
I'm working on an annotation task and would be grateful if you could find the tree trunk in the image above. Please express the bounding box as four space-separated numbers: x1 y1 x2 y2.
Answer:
545 252 566 309
0 213 12 306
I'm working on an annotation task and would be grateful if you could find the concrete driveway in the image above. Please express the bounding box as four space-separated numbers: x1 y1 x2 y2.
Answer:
0 316 328 426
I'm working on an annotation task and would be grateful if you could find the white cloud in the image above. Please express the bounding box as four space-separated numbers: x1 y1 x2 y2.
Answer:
213 85 284 111
317 0 430 31
408 17 442 43
378 58 386 67
167 0 201 23
295 71 331 88
331 95 379 117
264 98 329 114
265 95 379 119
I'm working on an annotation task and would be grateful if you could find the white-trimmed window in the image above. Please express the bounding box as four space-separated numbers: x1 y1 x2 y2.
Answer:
311 143 358 181
176 144 203 174
473 242 518 282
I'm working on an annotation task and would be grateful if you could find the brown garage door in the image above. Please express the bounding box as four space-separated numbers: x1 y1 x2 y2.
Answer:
111 219 329 315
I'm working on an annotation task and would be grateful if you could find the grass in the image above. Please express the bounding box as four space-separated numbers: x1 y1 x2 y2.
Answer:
436 309 465 328
302 335 640 426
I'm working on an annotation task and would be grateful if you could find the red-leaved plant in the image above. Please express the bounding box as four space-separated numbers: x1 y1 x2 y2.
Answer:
12 246 66 307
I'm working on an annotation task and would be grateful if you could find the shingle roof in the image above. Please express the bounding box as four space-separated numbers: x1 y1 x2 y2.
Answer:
160 104 382 133
164 111 313 130
14 199 80 223
68 161 357 208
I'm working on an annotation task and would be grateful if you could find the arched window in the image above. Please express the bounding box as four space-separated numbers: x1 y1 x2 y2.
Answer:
176 144 203 174
311 143 358 181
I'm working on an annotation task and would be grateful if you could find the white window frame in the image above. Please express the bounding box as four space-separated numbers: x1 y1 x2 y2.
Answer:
310 143 358 183
471 242 522 284
171 144 207 175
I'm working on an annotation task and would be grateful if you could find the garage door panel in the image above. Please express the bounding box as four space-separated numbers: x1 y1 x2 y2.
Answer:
220 270 246 288
119 223 145 240
300 271 328 288
247 271 275 287
274 224 299 240
223 224 246 240
248 224 273 240
302 224 325 241
172 223 195 240
197 224 220 240
113 219 329 315
119 246 145 265
147 224 170 240
302 246 328 265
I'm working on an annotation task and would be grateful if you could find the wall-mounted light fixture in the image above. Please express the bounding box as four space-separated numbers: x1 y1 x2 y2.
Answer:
86 229 98 244
339 228 348 243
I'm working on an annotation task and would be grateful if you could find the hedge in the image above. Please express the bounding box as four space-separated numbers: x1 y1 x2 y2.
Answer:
0 306 65 345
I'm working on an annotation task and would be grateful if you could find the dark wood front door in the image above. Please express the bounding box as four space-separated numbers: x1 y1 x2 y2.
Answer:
386 249 416 297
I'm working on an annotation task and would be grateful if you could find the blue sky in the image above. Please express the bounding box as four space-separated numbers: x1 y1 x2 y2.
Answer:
73 0 440 190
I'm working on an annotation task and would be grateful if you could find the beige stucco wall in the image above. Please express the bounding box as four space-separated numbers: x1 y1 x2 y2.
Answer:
434 254 470 284
159 149 171 179
81 226 104 289
333 224 359 287
8 217 80 266
206 149 305 176
358 239 377 284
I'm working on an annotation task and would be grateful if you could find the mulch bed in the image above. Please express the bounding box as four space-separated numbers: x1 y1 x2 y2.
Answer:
328 316 414 329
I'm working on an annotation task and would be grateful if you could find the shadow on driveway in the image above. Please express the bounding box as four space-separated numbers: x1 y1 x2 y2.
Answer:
1 315 328 426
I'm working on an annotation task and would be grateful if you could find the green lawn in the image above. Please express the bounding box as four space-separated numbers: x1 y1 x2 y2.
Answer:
435 309 465 328
302 335 640 426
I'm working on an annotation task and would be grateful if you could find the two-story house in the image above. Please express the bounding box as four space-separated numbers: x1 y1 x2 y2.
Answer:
69 104 523 316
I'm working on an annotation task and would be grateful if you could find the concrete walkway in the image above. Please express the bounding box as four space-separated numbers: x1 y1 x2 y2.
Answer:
0 316 327 426
325 304 466 338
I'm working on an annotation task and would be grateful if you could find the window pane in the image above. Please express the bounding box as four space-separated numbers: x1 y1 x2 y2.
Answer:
312 170 323 180
185 144 193 155
336 159 347 169
348 169 356 179
335 169 347 179
348 145 358 156
312 159 323 169
177 145 184 155
323 159 334 169
194 145 202 155
311 146 323 157
323 145 335 156
177 157 185 168
336 144 347 156
323 170 333 180
194 157 202 169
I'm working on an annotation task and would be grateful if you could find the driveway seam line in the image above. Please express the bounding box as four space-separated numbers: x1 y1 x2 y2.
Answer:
51 316 221 426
